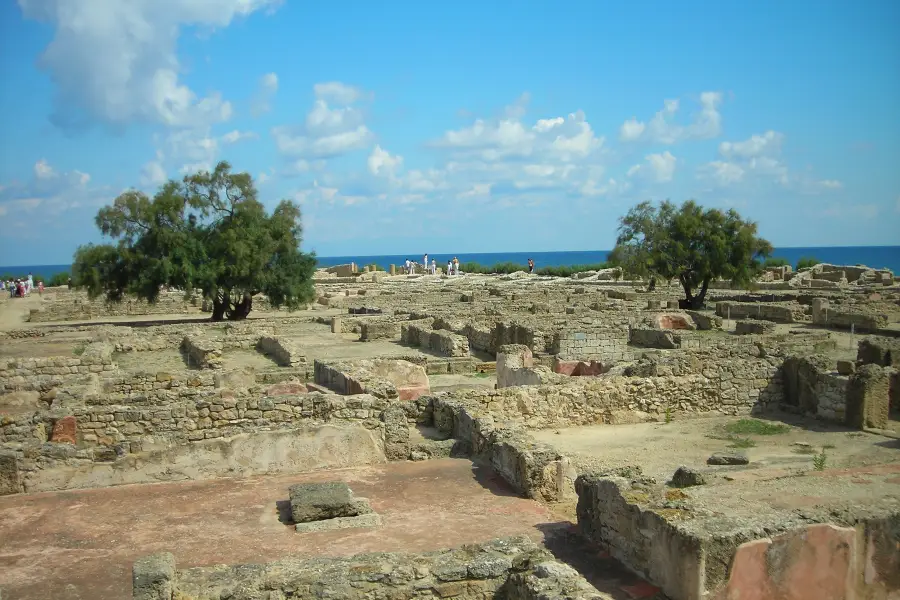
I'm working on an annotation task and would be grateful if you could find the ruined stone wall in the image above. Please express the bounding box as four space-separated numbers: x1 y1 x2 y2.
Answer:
0 342 115 393
552 326 633 363
495 344 566 388
812 298 889 332
715 301 800 323
27 290 204 322
256 335 306 367
401 323 470 356
137 536 604 600
180 334 223 369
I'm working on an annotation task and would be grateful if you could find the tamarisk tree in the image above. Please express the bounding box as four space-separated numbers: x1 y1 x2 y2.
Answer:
610 200 772 309
72 161 317 321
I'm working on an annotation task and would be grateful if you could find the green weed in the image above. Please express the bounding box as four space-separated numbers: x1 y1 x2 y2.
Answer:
724 419 790 436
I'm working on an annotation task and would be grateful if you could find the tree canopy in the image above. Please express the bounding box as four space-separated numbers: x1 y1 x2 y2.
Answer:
609 200 772 308
72 161 317 320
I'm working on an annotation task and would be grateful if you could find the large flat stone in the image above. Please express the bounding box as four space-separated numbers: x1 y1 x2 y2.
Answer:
288 481 370 523
294 512 381 533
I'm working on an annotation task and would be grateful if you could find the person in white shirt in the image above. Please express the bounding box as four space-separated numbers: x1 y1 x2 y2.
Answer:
423 254 428 271
446 260 452 275
405 259 411 274
431 259 437 275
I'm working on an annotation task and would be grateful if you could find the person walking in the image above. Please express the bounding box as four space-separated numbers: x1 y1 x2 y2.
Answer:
430 259 437 275
528 258 535 274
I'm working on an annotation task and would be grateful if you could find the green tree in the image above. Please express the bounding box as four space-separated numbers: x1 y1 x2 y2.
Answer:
611 200 772 309
72 161 317 321
796 256 820 270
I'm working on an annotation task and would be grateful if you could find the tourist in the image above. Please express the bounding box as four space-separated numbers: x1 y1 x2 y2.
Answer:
528 258 534 274
452 257 460 275
446 259 452 275
431 259 437 275
423 254 428 271
405 259 411 274
38 280 44 295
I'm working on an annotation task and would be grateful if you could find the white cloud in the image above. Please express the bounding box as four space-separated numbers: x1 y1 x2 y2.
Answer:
817 179 843 190
140 157 167 187
619 92 722 144
18 0 280 129
220 130 258 144
251 72 279 115
822 203 880 220
368 145 403 177
1 160 111 219
34 158 57 180
141 127 258 181
699 161 745 185
627 151 677 183
313 82 363 105
719 130 784 159
272 82 374 160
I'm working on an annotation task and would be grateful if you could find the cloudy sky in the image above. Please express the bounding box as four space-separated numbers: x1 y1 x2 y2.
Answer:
1 0 898 266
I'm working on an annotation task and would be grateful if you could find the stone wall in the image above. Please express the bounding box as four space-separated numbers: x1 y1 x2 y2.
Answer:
552 326 633 363
27 291 203 322
0 342 115 393
715 301 798 323
314 359 430 401
1 390 402 494
630 328 692 349
180 334 223 369
135 535 605 600
401 323 471 357
812 298 889 332
256 335 306 367
495 344 565 388
575 474 900 600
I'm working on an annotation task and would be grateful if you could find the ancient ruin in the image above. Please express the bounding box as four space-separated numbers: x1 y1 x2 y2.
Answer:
1 262 899 599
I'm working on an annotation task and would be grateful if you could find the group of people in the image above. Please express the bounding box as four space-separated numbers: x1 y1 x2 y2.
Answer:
1 273 42 297
403 255 462 276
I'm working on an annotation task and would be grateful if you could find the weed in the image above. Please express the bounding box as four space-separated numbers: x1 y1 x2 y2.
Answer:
664 404 673 423
727 436 756 449
724 419 790 436
73 341 88 356
792 446 817 455
813 449 828 471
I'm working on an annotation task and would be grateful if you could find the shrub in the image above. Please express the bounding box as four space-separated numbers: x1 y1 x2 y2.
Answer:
763 257 790 268
796 256 820 271
535 263 611 277
724 418 790 435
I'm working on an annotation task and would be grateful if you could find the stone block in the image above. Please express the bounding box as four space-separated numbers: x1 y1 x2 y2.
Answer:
331 317 341 333
836 360 855 376
382 405 411 460
50 415 77 444
0 452 22 495
707 452 749 465
735 319 776 335
132 552 175 600
670 466 706 487
845 364 891 429
288 482 372 523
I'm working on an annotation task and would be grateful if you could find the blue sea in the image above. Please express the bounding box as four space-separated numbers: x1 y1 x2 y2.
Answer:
4 246 899 280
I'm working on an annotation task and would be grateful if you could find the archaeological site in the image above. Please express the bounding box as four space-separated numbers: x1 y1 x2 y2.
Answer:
1 261 899 600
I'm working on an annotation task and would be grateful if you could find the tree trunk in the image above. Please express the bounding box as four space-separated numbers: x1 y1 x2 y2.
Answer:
648 276 657 292
228 293 253 320
211 298 227 321
677 276 710 310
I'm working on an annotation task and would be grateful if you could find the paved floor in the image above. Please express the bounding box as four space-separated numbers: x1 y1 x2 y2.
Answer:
0 459 564 600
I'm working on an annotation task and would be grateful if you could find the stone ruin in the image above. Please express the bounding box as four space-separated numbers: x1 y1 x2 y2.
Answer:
0 261 898 600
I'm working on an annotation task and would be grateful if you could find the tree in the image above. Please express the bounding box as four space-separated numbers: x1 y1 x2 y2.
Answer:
72 161 317 321
796 256 820 271
610 200 772 309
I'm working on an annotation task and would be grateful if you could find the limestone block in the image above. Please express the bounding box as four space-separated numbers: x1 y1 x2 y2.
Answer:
0 452 22 495
288 482 372 523
132 552 175 600
382 405 410 460
735 319 776 335
845 364 891 429
50 415 77 444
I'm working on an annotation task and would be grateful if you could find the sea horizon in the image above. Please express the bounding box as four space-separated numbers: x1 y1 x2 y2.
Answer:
3 245 899 279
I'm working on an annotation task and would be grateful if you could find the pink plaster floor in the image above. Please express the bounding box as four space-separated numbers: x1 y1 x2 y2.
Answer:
0 458 647 600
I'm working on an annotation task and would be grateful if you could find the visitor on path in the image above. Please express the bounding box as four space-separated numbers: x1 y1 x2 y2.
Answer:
430 259 437 275
452 257 460 275
405 259 411 274
26 273 33 295
528 258 534 274
446 260 452 276
38 280 44 295
423 254 428 271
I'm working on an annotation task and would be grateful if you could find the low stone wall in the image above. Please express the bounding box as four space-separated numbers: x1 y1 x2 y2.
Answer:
401 323 470 357
180 335 223 369
858 337 900 367
135 535 604 600
575 474 900 600
256 335 305 367
27 290 208 322
781 354 894 428
630 328 692 349
715 301 797 323
495 344 565 388
0 342 115 393
429 396 574 502
360 320 401 341
314 359 430 401
735 319 776 335
1 391 403 494
552 326 633 363
812 298 889 332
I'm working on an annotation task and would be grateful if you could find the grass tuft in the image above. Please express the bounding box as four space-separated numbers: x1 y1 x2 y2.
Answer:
724 419 790 436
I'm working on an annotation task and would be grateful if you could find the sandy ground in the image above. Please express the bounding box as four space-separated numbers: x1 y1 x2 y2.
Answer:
0 458 656 600
533 414 900 484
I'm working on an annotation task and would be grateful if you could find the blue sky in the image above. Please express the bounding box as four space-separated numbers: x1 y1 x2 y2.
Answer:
1 0 898 266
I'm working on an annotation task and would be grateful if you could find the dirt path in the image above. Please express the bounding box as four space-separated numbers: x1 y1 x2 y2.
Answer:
0 294 43 331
